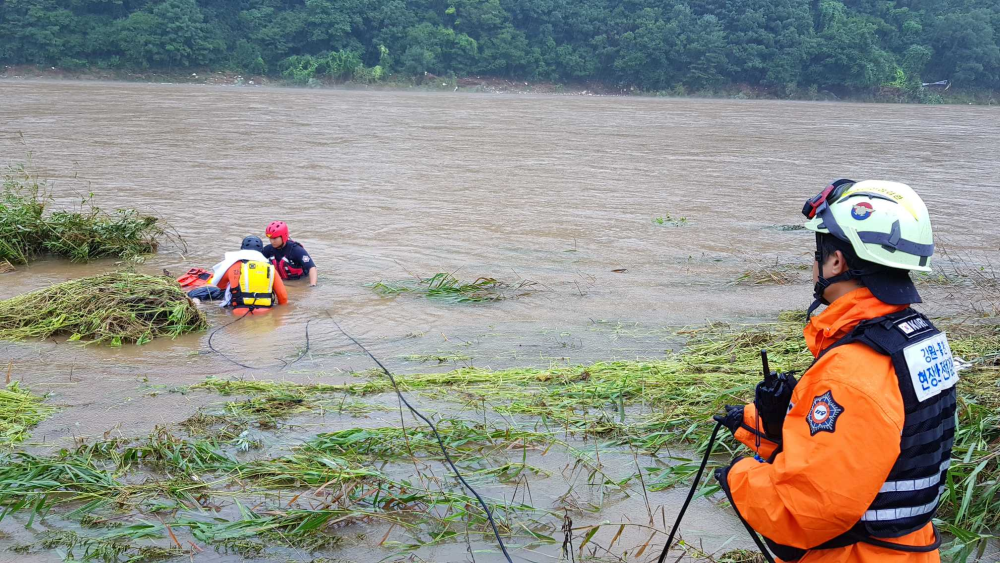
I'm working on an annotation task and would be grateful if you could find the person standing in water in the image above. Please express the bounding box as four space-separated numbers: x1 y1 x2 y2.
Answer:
263 221 318 287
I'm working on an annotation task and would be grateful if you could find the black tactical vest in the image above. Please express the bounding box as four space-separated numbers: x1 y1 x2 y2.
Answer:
763 309 956 560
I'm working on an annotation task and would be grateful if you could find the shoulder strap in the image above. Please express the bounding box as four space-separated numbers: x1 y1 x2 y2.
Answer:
813 308 927 363
812 523 941 552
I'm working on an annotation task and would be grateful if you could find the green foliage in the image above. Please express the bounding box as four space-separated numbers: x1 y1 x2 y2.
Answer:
0 0 80 65
232 39 266 74
36 529 182 563
0 315 996 558
193 314 1000 559
277 50 379 85
368 272 537 303
0 163 163 264
277 54 320 85
0 382 55 448
927 10 1000 86
0 425 542 558
653 213 688 227
115 0 223 68
0 0 999 92
806 0 896 88
885 67 909 88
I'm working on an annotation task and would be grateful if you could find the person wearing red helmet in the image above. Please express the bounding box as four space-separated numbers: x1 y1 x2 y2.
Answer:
263 221 318 286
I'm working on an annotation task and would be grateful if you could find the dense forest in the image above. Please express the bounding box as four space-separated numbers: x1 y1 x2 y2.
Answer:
1 0 998 95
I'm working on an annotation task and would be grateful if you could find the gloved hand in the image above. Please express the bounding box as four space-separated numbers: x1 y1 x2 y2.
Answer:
712 404 744 436
713 455 745 491
754 371 798 441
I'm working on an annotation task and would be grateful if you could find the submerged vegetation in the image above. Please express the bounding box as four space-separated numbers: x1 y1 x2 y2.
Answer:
653 213 688 227
1 163 165 265
0 423 546 561
0 312 995 560
0 382 55 449
0 272 207 346
369 272 538 303
194 313 1000 560
735 258 810 286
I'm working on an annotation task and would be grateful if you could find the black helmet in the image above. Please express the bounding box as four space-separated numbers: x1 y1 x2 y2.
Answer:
241 235 264 252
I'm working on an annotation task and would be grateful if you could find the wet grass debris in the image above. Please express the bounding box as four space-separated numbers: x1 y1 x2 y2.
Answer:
0 382 55 448
188 312 1000 560
0 272 207 345
0 423 549 561
734 257 809 286
652 213 688 227
1 162 166 264
1 312 996 561
368 272 538 303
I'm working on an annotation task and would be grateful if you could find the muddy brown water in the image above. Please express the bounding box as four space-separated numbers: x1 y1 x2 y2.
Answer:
1 80 998 562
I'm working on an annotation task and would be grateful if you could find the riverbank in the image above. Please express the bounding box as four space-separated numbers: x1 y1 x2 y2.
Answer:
2 64 996 105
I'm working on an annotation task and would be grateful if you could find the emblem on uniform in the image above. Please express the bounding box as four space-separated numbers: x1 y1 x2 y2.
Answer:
895 315 932 338
303 256 311 262
851 201 874 220
807 391 843 435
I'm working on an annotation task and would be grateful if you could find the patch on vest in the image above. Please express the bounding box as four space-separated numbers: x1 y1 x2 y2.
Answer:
807 391 843 436
894 315 934 339
903 332 958 402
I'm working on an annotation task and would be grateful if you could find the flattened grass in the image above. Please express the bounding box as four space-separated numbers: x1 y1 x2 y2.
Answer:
0 382 55 448
0 423 549 559
192 314 1000 558
2 313 996 560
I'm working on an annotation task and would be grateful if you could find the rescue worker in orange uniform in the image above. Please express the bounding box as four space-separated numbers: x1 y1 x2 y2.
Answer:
713 180 956 563
212 236 289 314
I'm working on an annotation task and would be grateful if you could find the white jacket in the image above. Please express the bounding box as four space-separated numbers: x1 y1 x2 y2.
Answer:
208 250 268 287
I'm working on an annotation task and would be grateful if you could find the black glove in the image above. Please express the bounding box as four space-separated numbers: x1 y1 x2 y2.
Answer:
754 371 797 441
713 465 727 483
713 455 745 491
712 404 744 436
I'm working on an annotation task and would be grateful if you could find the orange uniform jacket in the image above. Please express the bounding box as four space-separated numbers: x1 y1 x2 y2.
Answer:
214 262 288 306
726 288 940 563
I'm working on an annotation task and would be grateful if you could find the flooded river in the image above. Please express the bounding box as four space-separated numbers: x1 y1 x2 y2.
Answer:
1 81 998 562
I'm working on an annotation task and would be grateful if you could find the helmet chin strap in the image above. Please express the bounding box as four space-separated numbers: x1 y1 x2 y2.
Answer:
808 233 868 319
807 271 857 318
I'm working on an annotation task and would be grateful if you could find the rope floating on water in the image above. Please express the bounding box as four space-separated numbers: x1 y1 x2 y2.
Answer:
327 313 515 563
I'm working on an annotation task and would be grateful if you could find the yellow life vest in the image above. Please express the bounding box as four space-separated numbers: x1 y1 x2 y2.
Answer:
238 260 274 308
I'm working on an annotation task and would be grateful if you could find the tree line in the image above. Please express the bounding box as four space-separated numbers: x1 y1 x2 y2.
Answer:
1 0 998 94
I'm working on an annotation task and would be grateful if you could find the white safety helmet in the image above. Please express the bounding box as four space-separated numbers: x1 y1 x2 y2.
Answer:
802 179 934 315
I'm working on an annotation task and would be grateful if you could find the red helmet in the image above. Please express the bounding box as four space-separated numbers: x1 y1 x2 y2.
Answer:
265 221 289 242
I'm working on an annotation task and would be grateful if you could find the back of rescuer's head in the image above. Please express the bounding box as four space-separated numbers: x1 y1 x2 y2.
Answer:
241 235 264 253
801 180 934 316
